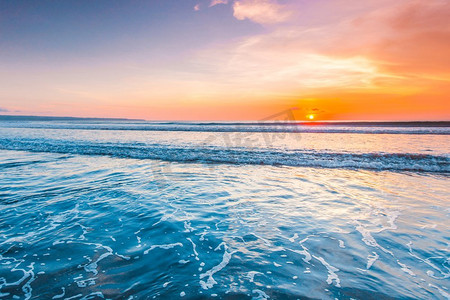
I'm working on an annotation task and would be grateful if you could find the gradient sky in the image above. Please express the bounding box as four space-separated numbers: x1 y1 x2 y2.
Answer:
0 0 449 120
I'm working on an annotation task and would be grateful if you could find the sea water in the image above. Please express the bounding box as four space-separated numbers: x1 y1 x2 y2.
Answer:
0 119 449 299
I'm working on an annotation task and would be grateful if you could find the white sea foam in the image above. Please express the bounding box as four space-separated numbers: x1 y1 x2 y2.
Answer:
187 238 199 261
406 241 449 279
246 271 263 283
397 260 415 276
288 233 298 243
199 243 235 289
288 245 312 263
366 252 379 269
313 256 341 287
252 289 270 299
0 255 36 300
184 221 194 232
353 221 394 256
143 243 183 254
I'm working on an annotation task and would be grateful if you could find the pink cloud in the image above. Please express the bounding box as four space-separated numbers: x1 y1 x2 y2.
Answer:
209 0 228 7
232 0 291 24
327 0 450 76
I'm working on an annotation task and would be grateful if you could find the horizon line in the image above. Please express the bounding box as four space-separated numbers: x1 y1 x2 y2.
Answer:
1 114 450 125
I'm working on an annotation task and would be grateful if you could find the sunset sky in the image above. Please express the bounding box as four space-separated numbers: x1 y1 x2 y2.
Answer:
0 0 449 121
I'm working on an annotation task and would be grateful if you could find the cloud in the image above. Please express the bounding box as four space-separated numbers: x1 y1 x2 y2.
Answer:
210 0 228 7
232 0 291 24
194 3 200 11
0 107 9 113
191 42 392 107
379 0 450 75
187 0 449 112
226 0 450 89
318 0 450 76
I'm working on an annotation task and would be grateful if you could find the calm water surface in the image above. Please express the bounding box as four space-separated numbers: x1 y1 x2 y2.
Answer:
0 120 449 299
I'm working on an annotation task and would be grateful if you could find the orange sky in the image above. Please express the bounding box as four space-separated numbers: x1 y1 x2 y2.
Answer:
0 0 449 120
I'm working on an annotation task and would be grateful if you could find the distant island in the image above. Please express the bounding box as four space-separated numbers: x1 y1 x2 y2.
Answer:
0 115 145 121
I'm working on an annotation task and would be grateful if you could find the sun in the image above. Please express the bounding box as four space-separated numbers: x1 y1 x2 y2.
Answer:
307 114 314 120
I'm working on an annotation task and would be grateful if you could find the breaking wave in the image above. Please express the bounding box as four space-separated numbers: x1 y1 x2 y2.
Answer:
0 138 448 172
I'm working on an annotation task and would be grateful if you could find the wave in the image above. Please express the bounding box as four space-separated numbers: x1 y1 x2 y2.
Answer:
1 138 448 172
1 123 450 134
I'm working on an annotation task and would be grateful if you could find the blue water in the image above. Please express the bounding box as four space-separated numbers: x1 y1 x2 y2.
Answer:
0 119 449 299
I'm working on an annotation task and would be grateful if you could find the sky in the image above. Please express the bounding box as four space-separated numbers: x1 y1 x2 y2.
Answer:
0 0 449 121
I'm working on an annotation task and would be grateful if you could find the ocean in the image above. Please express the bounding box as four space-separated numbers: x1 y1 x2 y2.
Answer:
0 118 449 299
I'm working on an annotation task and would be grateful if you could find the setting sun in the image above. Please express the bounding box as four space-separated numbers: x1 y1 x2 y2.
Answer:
307 114 315 120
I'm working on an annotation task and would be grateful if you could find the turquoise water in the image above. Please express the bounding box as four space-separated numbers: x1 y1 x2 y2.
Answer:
0 120 449 299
